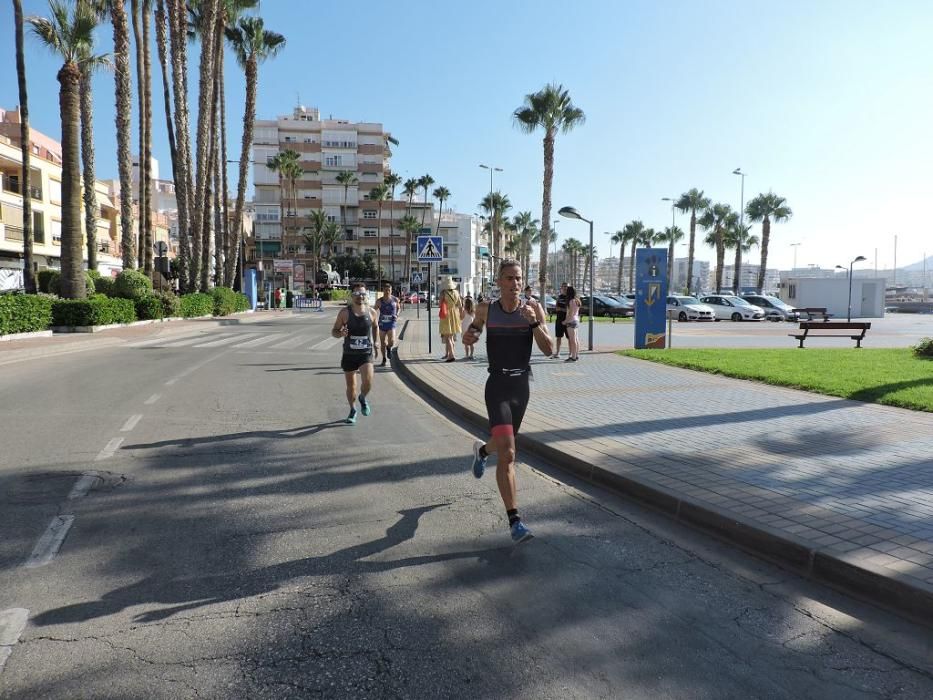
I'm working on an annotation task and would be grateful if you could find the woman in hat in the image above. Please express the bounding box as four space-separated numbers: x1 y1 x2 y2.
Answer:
438 277 463 362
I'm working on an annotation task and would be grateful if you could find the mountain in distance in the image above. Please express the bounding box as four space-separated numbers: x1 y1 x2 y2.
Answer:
902 255 933 272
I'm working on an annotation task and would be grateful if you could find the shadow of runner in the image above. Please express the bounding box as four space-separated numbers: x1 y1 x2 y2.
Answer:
31 503 511 626
126 421 347 449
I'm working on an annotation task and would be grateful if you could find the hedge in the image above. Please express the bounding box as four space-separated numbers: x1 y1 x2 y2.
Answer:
159 291 180 317
210 287 250 316
135 294 165 321
52 295 136 327
179 292 213 318
319 289 349 301
0 294 54 335
45 270 96 297
94 276 116 297
114 269 153 300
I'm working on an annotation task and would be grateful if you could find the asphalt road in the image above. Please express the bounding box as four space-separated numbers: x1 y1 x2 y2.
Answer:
1 312 931 698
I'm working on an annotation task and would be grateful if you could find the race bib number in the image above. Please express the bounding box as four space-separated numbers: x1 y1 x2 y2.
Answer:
380 314 394 324
349 335 371 351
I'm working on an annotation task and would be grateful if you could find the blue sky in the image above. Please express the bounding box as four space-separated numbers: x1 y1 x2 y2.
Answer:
3 0 932 273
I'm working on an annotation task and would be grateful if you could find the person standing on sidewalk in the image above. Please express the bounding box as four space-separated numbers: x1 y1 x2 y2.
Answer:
375 284 400 367
552 282 568 359
463 259 554 542
563 285 581 362
461 297 476 360
439 277 463 362
332 283 378 424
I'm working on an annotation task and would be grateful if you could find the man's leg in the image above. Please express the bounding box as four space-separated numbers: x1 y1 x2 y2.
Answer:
343 370 359 424
489 430 518 511
358 362 374 416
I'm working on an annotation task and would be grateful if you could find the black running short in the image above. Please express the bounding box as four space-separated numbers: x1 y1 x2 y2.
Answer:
554 313 567 338
341 353 373 372
484 373 530 438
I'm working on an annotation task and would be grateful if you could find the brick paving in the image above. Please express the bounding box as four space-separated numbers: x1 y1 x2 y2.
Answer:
396 316 933 619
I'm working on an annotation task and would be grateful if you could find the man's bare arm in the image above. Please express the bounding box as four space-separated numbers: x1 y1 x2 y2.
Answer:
331 308 348 338
462 301 488 346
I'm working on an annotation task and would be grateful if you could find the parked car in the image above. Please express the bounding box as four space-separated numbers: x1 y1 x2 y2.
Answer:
666 295 715 321
579 295 633 318
604 294 636 312
699 294 766 321
544 294 558 315
740 294 799 321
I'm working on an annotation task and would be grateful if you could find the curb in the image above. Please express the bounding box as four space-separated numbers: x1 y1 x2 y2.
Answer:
0 330 53 342
393 339 933 627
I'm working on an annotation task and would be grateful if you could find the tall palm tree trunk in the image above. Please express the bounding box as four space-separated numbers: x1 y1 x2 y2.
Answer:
14 0 35 293
59 62 84 298
733 245 742 295
628 240 636 292
715 230 725 292
141 0 153 274
167 0 193 289
154 0 177 185
227 54 256 285
201 76 218 288
79 66 97 272
537 128 555 290
213 93 224 285
686 211 697 294
388 196 396 284
132 0 146 270
217 50 230 286
112 0 135 269
376 199 384 282
616 249 623 294
667 240 675 287
757 218 771 293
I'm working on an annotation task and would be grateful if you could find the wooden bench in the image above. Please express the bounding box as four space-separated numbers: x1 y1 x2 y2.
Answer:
791 321 871 348
795 307 832 321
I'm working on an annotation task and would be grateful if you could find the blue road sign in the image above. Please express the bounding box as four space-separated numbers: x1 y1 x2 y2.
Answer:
417 235 443 262
634 247 669 349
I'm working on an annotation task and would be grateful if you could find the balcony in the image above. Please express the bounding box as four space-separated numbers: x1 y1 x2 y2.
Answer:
98 239 120 256
322 140 357 149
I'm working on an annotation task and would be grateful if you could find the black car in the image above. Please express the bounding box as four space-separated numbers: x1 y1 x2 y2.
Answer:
579 295 633 318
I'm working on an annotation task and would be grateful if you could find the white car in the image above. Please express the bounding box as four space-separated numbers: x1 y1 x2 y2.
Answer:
699 294 766 321
666 295 715 321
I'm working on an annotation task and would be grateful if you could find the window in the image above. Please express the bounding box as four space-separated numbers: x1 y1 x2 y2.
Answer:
363 210 377 219
788 284 796 300
326 215 338 223
363 229 376 237
325 155 343 167
363 248 376 256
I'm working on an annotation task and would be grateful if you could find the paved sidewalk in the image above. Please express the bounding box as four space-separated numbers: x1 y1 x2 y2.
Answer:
395 318 933 625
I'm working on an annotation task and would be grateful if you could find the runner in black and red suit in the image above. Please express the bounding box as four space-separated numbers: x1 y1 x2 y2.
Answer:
462 259 554 543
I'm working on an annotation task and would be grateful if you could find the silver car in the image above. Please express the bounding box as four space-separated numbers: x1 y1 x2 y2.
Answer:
699 294 766 321
740 294 799 321
666 295 715 321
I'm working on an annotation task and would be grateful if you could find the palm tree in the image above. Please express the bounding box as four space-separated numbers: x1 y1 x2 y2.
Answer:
562 238 582 287
580 243 597 295
512 211 539 274
28 1 106 298
131 0 150 271
479 191 511 261
398 214 420 287
153 0 177 195
621 220 645 292
335 170 358 239
367 183 389 281
655 225 685 289
108 0 135 269
14 0 35 293
402 177 418 217
303 208 327 283
746 192 793 293
698 203 733 292
610 229 633 293
432 186 450 235
225 14 285 286
675 188 711 295
723 221 759 294
417 174 434 233
513 83 585 290
383 170 402 282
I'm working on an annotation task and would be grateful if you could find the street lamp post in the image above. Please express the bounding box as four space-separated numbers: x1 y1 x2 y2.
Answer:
479 164 502 266
790 242 801 271
661 197 677 289
733 168 746 292
840 255 867 321
558 206 594 351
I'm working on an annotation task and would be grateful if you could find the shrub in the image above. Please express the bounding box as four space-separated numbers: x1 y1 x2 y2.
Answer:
318 289 349 302
913 338 933 359
0 293 54 335
234 291 250 312
37 270 57 294
87 270 101 282
135 294 164 321
94 276 116 297
52 296 136 327
210 286 239 316
159 291 180 317
46 271 96 297
179 292 214 318
114 269 153 300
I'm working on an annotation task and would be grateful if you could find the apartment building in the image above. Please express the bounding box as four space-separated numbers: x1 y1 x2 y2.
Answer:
0 108 123 285
250 105 418 285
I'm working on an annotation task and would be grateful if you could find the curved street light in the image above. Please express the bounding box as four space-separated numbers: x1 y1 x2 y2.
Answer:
558 206 594 351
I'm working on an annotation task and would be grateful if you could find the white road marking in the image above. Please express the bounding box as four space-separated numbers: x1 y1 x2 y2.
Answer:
144 393 161 405
154 335 214 348
24 516 75 568
269 334 310 349
120 414 143 432
193 333 258 348
234 334 288 348
95 437 124 461
0 608 29 674
67 473 100 500
309 336 342 351
164 347 234 385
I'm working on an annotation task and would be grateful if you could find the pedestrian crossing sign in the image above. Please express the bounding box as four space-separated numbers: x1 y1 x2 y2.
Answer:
417 235 443 262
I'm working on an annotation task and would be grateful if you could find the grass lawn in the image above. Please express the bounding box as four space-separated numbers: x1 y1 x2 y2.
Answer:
619 348 933 412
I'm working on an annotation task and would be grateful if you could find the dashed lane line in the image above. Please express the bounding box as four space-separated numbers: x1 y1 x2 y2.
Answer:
67 472 101 500
309 336 343 351
233 333 290 348
120 414 143 432
164 347 234 386
192 333 260 348
144 393 161 405
95 437 124 461
0 608 29 674
24 516 75 569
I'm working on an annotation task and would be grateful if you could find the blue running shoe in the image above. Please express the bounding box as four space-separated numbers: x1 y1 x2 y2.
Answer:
359 395 371 416
510 520 533 543
345 408 357 425
471 440 487 479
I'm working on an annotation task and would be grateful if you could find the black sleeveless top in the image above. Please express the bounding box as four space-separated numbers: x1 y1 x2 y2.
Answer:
343 308 373 355
486 301 532 373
